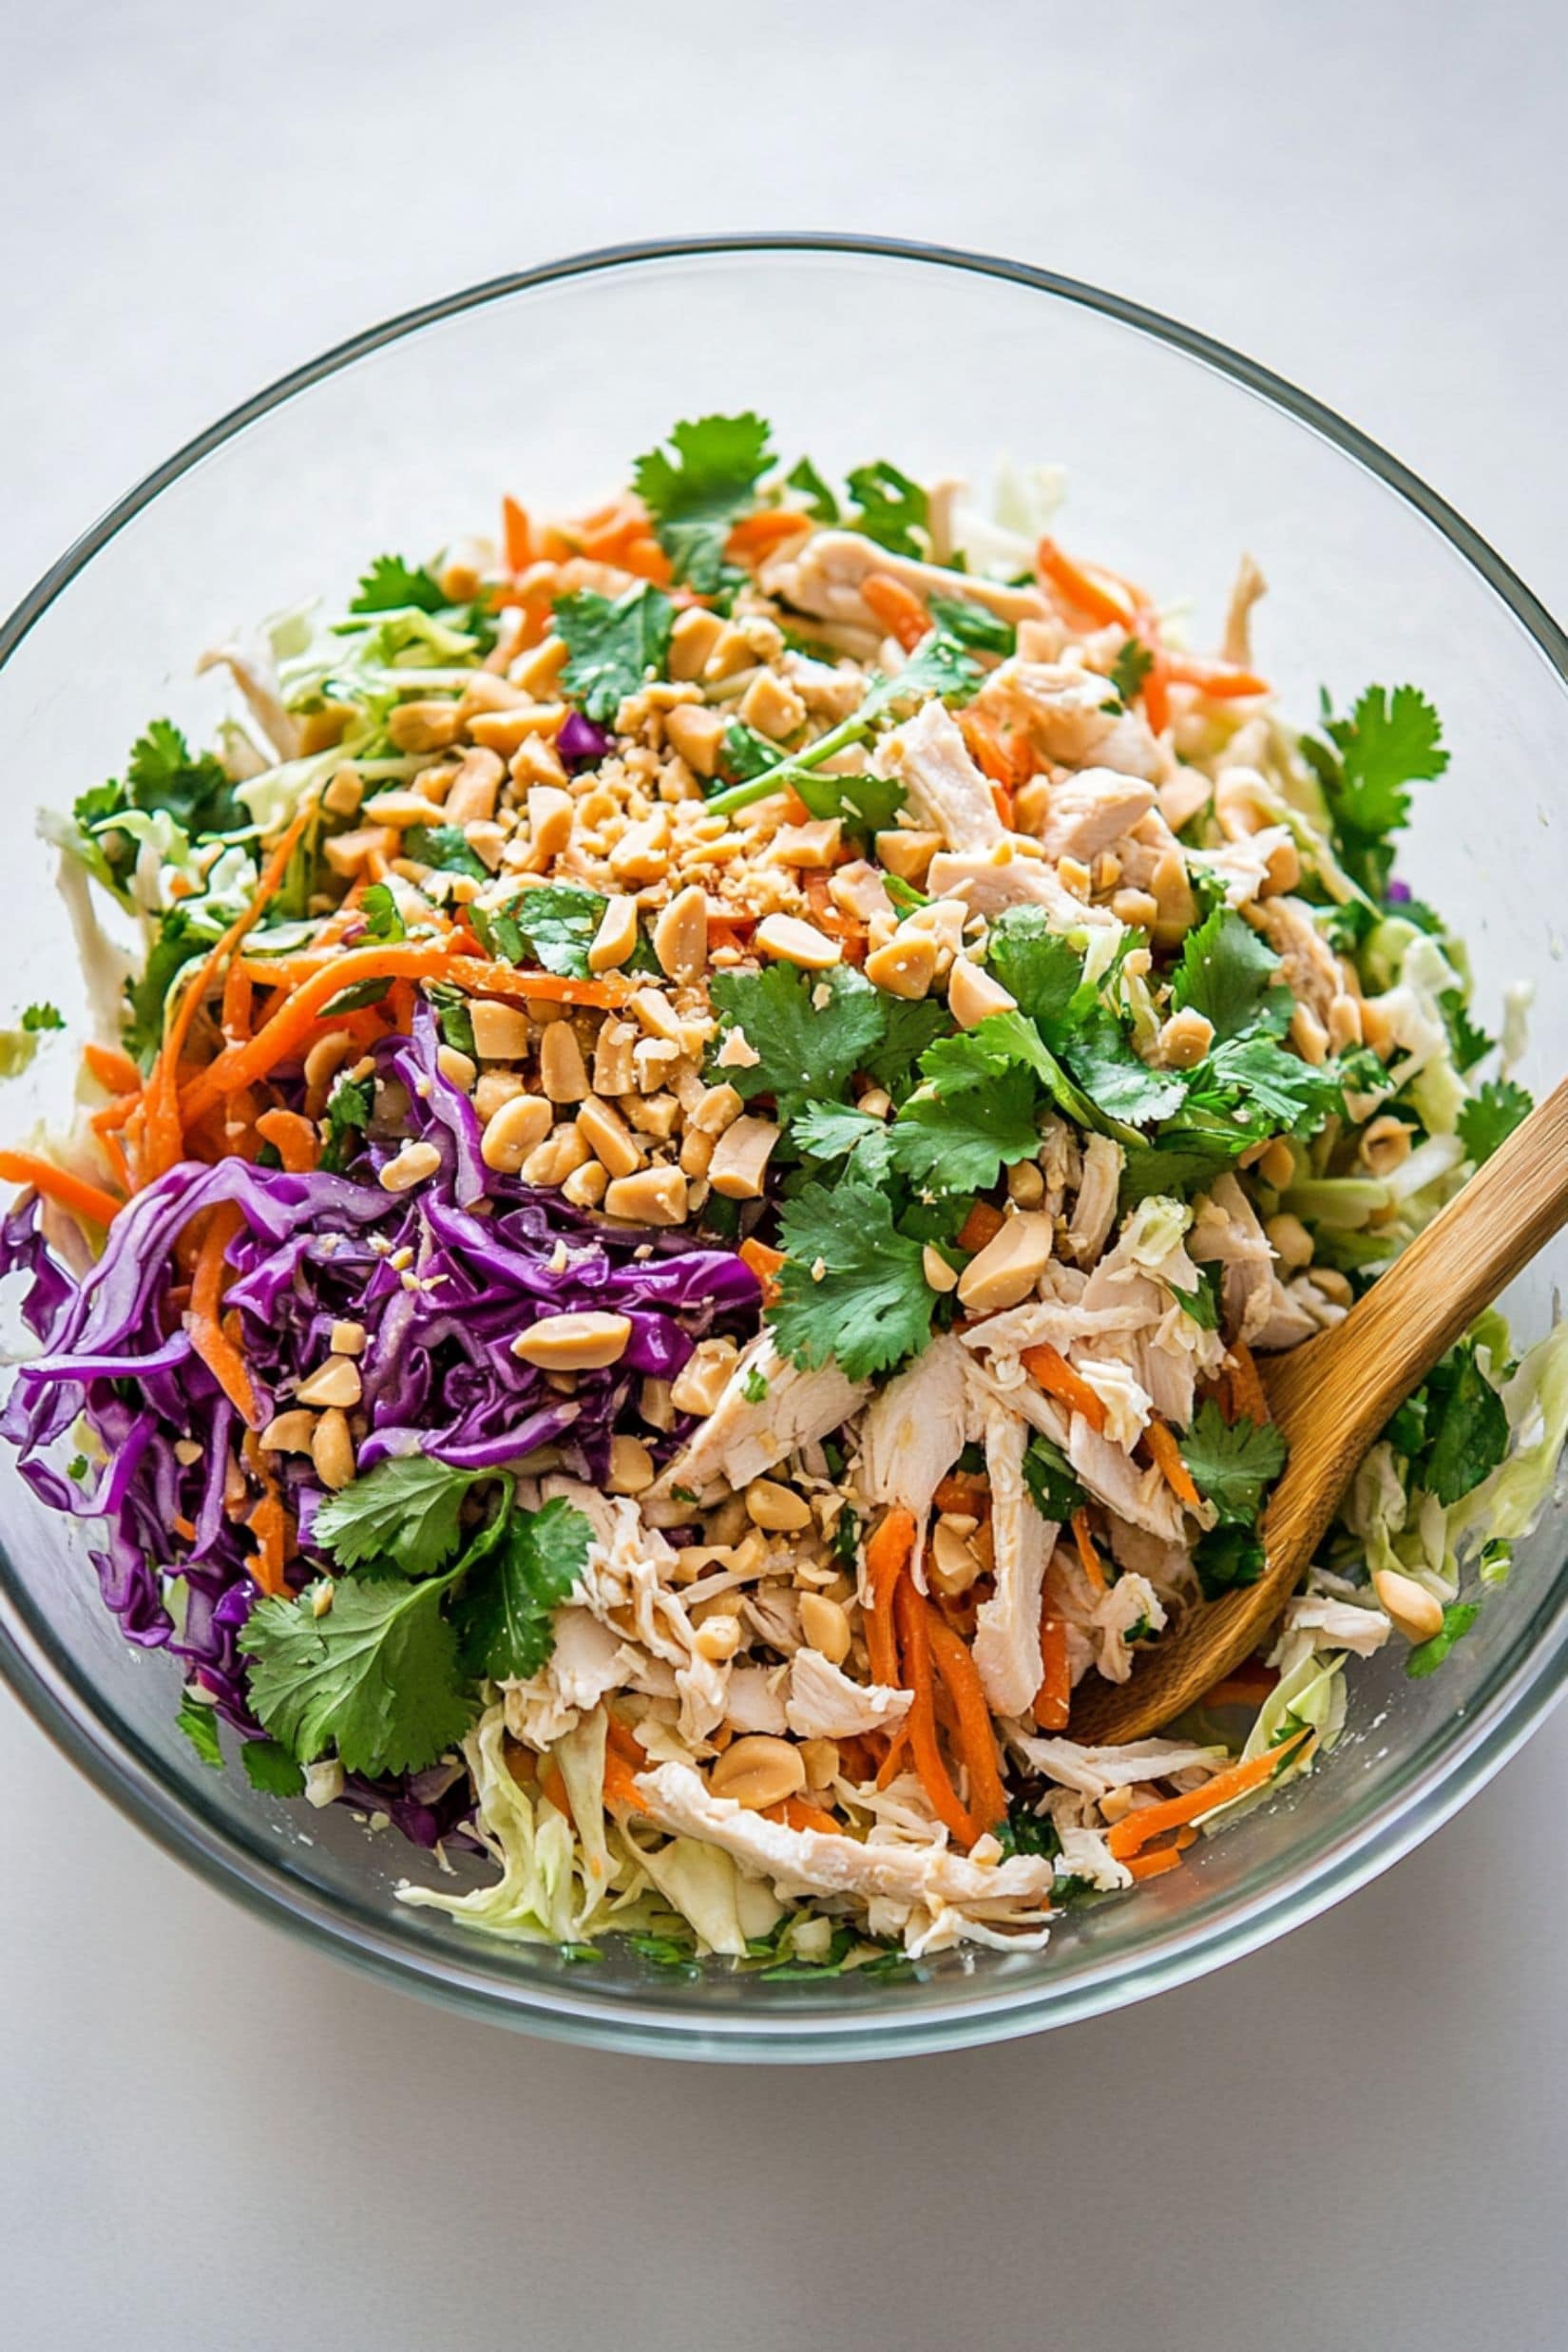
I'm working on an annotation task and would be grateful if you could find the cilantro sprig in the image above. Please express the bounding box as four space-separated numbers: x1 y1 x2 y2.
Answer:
1177 1400 1288 1599
769 1176 936 1380
1302 684 1447 898
555 583 676 722
633 412 773 593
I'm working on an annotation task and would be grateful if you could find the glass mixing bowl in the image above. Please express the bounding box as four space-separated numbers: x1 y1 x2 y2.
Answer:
2 237 1565 2062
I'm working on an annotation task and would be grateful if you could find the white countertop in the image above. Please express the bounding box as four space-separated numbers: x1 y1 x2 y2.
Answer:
5 6 1567 2345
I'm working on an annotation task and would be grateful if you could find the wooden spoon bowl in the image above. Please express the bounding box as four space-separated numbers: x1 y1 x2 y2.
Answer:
1068 1078 1568 1747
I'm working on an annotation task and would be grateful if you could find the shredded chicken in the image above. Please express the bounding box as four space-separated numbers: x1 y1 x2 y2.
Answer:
879 699 1003 852
758 528 1047 631
649 1334 869 1498
785 1650 912 1739
972 1402 1055 1717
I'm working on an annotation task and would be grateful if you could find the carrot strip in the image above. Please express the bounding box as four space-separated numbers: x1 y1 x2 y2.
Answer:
83 1042 143 1095
1104 1728 1312 1859
89 1107 132 1194
1034 1608 1071 1732
892 1578 979 1845
1226 1340 1271 1427
862 571 930 654
738 1236 786 1304
1071 1505 1106 1596
0 1151 123 1231
181 947 623 1123
255 1108 319 1174
863 1506 915 1690
875 1725 911 1789
958 709 1015 790
1035 536 1138 627
1144 1419 1201 1510
502 495 532 573
246 1491 289 1597
931 1471 988 1518
956 1199 1006 1255
141 791 320 1182
1141 641 1172 735
187 1203 259 1426
1161 653 1271 698
925 1607 1007 1835
1021 1341 1107 1434
767 1796 841 1836
539 1755 575 1825
725 508 812 561
601 1749 648 1814
1124 1844 1185 1882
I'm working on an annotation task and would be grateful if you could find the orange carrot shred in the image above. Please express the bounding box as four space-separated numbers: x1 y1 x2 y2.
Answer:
83 1042 143 1096
502 495 532 572
956 1199 1006 1255
768 1796 842 1836
187 1202 259 1427
861 570 931 653
255 1108 319 1174
725 508 813 561
1035 536 1138 627
1071 1506 1106 1595
1124 1844 1185 1882
893 1577 979 1845
1144 1419 1202 1510
863 1506 915 1691
246 1491 289 1597
0 1152 124 1233
1104 1728 1312 1859
738 1236 786 1304
1034 1608 1072 1732
1197 1663 1279 1711
1226 1340 1271 1426
1021 1341 1107 1434
925 1606 1007 1835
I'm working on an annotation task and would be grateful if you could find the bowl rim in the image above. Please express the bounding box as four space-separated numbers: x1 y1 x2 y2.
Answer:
3 231 1567 2062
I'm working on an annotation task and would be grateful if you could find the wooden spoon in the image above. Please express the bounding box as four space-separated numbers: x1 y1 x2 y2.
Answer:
1066 1078 1568 1747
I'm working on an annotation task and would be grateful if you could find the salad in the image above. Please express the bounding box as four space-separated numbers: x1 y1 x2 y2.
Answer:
2 411 1565 1974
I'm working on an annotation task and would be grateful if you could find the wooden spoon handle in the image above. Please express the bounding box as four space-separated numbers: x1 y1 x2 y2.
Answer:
1264 1076 1568 1453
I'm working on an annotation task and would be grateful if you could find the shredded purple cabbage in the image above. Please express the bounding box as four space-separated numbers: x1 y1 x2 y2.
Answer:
0 1018 760 1838
556 711 613 767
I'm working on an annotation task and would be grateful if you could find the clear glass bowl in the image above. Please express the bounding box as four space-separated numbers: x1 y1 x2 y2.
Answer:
3 237 1566 2062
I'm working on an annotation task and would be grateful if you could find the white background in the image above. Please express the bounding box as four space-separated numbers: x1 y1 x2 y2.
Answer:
4 4 1567 2344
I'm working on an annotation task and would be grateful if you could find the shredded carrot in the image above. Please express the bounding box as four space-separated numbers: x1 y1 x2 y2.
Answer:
1105 1728 1312 1859
181 947 623 1124
892 1578 979 1845
738 1235 786 1304
89 1106 132 1193
220 954 254 1042
0 1151 124 1232
861 570 930 654
601 1749 648 1814
725 508 813 561
1034 1608 1072 1732
539 1755 575 1825
925 1607 1007 1835
1035 536 1138 627
1198 1664 1280 1710
956 1199 1006 1255
255 1108 319 1174
246 1491 289 1597
83 1042 143 1096
1071 1505 1106 1595
1124 1844 1185 1882
140 791 320 1182
1143 1419 1201 1510
1006 726 1037 786
768 1795 841 1836
1021 1341 1107 1434
958 709 1014 790
1226 1339 1271 1426
874 1726 910 1789
863 1506 915 1690
187 1202 259 1426
502 495 532 572
1161 653 1271 698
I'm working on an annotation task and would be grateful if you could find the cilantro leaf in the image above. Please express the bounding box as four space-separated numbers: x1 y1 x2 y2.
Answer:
927 593 1015 657
359 882 406 943
1171 1264 1222 1329
427 984 476 1060
1110 638 1154 704
503 884 608 979
403 823 488 880
452 1498 592 1681
1119 1126 1251 1206
312 1455 481 1579
789 764 908 835
633 412 773 592
770 1176 934 1379
995 1799 1062 1861
1178 1400 1287 1524
985 909 1086 1030
21 1003 64 1033
1170 908 1288 1042
350 555 448 615
1440 987 1495 1074
1421 1344 1509 1504
789 1100 896 1180
857 996 951 1096
240 1575 476 1776
319 1074 373 1175
124 718 239 839
720 721 781 784
846 460 928 558
1405 1600 1481 1679
176 1690 223 1769
1185 1031 1349 1131
241 1738 306 1797
709 963 885 1120
1306 684 1447 894
123 906 205 1064
786 456 839 524
555 583 676 721
888 1064 1043 1193
1458 1078 1533 1166
1193 1523 1267 1598
1023 1434 1085 1522
1064 1012 1187 1126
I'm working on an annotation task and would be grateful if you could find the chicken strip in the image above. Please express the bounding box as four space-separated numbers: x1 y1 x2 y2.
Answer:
972 1402 1055 1718
649 1333 869 1498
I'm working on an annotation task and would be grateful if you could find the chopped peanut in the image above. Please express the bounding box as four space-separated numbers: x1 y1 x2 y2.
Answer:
662 705 727 779
540 1021 590 1101
652 885 710 985
589 895 641 973
577 1095 644 1180
603 1166 689 1226
708 1115 780 1200
755 913 841 969
469 1001 531 1061
511 1311 634 1369
480 1092 553 1174
667 606 726 681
